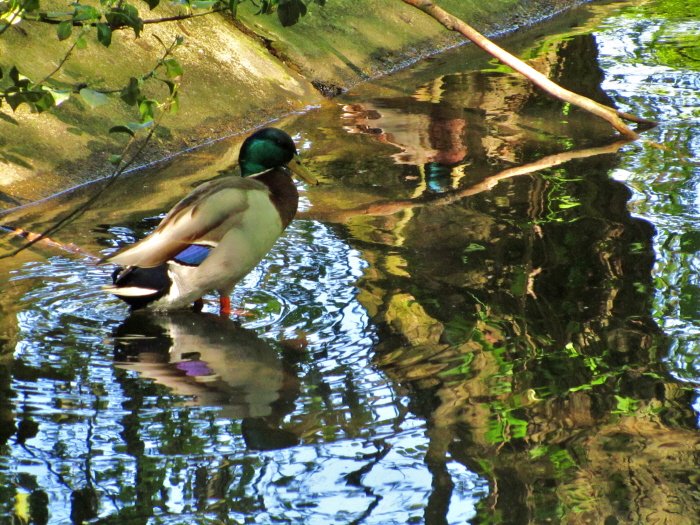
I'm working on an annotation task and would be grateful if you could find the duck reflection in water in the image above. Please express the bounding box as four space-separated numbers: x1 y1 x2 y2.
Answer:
113 311 301 451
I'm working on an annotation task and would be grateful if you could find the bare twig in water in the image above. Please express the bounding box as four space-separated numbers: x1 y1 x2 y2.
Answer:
0 131 145 260
399 0 656 139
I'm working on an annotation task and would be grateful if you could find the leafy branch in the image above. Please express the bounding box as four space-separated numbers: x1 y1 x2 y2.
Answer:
0 36 183 258
0 29 183 114
0 0 320 257
0 0 321 37
0 0 321 116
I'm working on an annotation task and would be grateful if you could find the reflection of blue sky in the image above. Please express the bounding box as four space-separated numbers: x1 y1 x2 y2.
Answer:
6 217 486 522
252 433 485 524
597 13 700 392
598 17 700 122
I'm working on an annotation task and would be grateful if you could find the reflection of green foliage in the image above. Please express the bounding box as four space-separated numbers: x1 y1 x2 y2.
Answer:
548 447 576 472
443 315 487 346
461 243 486 264
652 37 700 70
631 0 700 19
438 352 474 377
679 231 700 254
612 395 639 415
680 284 700 321
510 267 528 296
484 408 527 443
537 170 583 223
606 472 632 514
619 1 700 71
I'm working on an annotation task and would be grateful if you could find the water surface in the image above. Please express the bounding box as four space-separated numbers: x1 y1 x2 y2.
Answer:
2 0 700 523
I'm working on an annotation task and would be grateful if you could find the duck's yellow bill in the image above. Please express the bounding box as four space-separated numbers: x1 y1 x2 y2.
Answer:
286 155 318 185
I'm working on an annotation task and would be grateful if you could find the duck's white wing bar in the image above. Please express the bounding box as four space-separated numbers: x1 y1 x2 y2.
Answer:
101 284 159 296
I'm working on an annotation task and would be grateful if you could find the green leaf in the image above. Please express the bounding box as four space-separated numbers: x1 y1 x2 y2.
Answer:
161 79 176 95
105 5 143 37
57 20 72 41
255 0 268 15
169 92 179 114
34 92 55 113
120 77 140 106
139 99 156 122
163 58 183 78
24 0 40 10
76 36 87 49
96 22 112 46
109 125 135 137
124 4 143 36
5 87 44 105
8 67 31 89
6 93 27 111
109 154 122 166
73 4 98 20
126 120 153 131
79 88 109 109
277 0 302 27
43 87 71 106
0 0 23 24
191 0 217 8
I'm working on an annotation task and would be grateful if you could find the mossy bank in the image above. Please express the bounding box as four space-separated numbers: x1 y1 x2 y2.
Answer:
0 0 590 206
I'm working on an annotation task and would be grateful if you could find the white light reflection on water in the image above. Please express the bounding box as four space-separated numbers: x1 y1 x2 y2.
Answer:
4 217 486 523
597 9 700 412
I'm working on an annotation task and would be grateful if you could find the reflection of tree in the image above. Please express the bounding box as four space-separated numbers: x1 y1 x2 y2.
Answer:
308 35 700 524
1 27 696 525
353 150 700 523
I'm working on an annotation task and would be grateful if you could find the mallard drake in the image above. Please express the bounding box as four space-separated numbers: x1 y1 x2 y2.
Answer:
102 127 317 313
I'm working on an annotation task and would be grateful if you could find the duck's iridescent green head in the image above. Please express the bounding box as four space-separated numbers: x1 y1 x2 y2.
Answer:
238 128 317 184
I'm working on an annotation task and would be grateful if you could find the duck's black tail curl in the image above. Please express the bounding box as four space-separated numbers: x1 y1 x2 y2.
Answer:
108 264 172 310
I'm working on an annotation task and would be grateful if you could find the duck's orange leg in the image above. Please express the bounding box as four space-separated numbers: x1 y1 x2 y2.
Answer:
218 295 254 317
219 296 232 317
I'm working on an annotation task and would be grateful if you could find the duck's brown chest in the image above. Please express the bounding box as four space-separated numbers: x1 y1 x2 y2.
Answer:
253 169 299 230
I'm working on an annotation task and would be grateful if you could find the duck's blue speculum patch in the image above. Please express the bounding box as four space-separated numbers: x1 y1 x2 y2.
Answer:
172 244 212 267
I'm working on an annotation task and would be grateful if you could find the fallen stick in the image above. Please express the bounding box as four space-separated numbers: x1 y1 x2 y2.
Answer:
1 226 100 260
400 0 656 139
